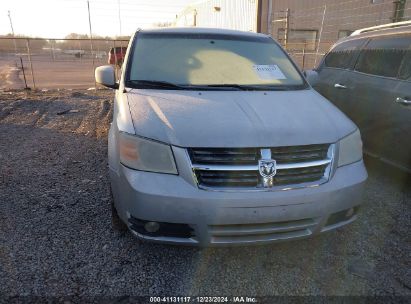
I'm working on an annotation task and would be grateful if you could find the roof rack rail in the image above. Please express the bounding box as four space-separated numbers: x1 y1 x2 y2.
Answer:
350 20 411 36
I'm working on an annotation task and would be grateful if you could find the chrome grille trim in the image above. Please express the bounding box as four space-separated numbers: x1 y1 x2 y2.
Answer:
192 159 332 171
188 144 335 191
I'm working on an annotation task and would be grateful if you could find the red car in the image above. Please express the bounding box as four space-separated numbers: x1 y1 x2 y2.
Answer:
108 47 127 66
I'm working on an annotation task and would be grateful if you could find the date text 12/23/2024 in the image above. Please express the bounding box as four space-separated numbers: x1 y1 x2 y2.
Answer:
150 296 257 303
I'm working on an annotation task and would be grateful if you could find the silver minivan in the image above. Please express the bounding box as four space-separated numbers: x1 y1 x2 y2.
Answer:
95 28 367 246
308 21 411 172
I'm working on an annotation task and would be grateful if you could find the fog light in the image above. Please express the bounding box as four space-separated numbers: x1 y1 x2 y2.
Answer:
144 221 160 233
346 208 355 218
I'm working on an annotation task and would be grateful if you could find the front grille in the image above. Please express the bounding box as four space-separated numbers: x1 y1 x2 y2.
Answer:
189 148 258 165
188 144 329 165
274 165 328 184
270 144 329 163
189 144 334 190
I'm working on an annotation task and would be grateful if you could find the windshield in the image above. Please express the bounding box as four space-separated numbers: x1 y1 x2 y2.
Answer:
126 32 306 90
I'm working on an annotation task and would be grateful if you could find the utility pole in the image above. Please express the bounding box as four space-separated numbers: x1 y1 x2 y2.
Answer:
256 0 262 33
87 0 96 88
118 0 122 36
7 10 17 53
315 5 327 66
267 0 273 36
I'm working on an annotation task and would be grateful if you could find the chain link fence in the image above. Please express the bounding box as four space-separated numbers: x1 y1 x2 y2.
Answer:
0 37 128 90
1 0 411 89
269 0 411 69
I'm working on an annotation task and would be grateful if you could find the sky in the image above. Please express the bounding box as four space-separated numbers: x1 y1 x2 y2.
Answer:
0 0 198 38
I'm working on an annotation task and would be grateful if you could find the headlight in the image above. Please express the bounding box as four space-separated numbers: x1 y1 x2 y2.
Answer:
119 132 177 174
338 129 363 167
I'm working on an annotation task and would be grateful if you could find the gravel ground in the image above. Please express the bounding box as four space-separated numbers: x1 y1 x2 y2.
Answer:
0 89 410 300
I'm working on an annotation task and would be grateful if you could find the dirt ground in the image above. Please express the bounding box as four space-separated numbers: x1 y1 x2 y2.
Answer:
0 89 410 300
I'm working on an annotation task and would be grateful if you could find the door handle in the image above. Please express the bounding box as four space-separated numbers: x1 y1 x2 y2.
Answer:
334 83 347 89
396 97 411 106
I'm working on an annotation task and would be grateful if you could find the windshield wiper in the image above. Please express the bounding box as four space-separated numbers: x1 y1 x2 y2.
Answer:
126 80 188 90
203 84 252 90
126 80 306 91
203 84 304 91
126 81 250 91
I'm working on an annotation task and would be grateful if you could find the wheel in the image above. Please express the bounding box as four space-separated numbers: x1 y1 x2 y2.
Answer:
109 187 128 232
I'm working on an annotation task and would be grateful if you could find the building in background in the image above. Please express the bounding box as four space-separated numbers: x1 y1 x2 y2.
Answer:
259 0 411 68
175 0 259 32
175 0 410 69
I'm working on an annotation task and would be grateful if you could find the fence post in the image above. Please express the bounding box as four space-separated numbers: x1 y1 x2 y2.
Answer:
90 37 96 89
302 44 306 70
284 8 290 50
87 0 96 89
79 40 82 63
49 41 53 61
51 40 56 61
315 5 326 67
20 57 29 89
113 40 117 65
26 39 36 89
113 40 119 79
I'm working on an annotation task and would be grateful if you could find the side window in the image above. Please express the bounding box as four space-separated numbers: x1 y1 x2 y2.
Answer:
399 49 411 81
324 38 367 69
355 36 411 78
288 29 318 51
338 30 353 39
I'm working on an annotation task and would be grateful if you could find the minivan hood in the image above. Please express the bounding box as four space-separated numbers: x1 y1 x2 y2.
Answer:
126 89 357 147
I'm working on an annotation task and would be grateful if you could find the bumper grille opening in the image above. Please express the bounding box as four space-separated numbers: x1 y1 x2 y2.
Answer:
209 218 318 244
128 216 194 238
210 218 317 234
211 229 311 244
196 170 260 187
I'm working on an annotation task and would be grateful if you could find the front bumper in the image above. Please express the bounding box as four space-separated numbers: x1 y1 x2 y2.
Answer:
110 159 367 247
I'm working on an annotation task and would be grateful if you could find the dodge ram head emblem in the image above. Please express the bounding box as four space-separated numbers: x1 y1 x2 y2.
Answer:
258 159 277 178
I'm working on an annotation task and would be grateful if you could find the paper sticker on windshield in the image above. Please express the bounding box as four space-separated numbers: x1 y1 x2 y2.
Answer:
253 65 286 80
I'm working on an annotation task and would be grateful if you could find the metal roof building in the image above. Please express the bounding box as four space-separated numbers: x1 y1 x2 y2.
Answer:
175 0 259 32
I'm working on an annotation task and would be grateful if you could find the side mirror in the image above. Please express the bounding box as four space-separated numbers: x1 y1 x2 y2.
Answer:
303 69 319 87
95 65 119 89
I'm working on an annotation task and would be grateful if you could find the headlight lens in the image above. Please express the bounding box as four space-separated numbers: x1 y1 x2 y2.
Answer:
119 132 177 174
338 129 363 167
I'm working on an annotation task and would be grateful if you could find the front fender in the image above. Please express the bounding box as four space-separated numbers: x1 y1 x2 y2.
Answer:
108 122 119 174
